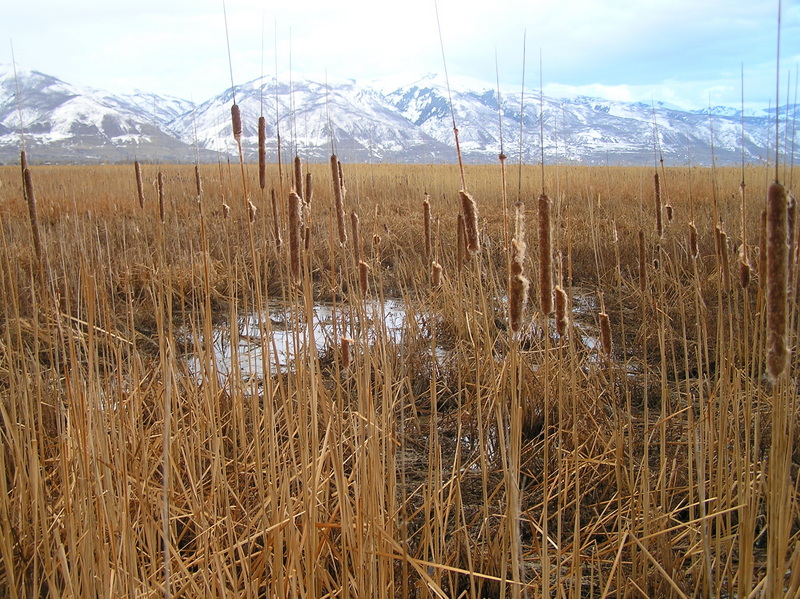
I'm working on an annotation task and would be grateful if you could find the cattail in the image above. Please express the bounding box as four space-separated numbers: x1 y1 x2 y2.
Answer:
373 233 381 261
358 260 369 296
758 209 767 289
460 191 480 253
341 337 353 370
304 225 311 252
719 229 731 292
431 261 442 288
599 311 612 357
457 214 465 272
289 191 301 283
135 160 145 208
338 160 346 192
271 188 282 248
20 150 28 203
689 222 699 259
305 172 313 204
258 116 266 190
231 104 242 141
509 274 530 333
22 167 43 264
638 229 646 292
331 155 347 245
539 194 553 315
351 211 362 267
248 200 257 224
665 204 673 223
739 248 751 290
423 195 431 260
157 171 165 223
194 164 202 199
511 201 527 276
222 202 231 219
766 181 790 379
654 172 662 237
555 286 569 338
294 156 304 200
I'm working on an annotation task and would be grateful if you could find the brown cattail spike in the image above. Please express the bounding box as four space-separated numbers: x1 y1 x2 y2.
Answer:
431 261 442 288
341 337 353 370
194 164 202 199
258 116 266 191
294 156 304 200
460 190 480 253
689 222 699 259
423 195 432 260
358 260 369 296
289 192 302 283
555 286 569 337
599 311 612 357
509 274 530 333
538 194 553 315
331 155 347 245
157 171 165 223
766 181 790 379
231 104 242 141
22 167 43 263
135 160 145 208
305 172 313 204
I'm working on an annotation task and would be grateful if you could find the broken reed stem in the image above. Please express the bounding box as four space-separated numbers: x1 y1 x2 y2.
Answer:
271 188 282 248
289 191 301 283
332 155 347 245
555 285 568 338
258 116 267 191
539 193 553 315
654 172 663 238
766 180 790 380
423 195 432 260
460 190 480 253
351 211 361 268
294 156 304 200
158 171 165 223
135 160 145 208
22 164 43 265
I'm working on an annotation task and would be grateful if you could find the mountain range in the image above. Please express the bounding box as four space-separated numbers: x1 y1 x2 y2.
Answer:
0 65 790 166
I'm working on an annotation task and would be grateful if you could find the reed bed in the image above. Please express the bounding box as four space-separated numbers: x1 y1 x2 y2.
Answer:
0 161 797 598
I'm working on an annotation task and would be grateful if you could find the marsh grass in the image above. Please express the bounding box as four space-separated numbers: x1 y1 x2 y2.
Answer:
0 161 797 597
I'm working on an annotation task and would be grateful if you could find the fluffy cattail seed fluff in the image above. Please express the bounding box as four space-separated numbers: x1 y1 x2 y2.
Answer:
289 192 302 283
509 274 530 333
331 155 347 245
460 191 480 253
766 181 790 379
555 286 569 338
248 200 257 224
431 261 442 288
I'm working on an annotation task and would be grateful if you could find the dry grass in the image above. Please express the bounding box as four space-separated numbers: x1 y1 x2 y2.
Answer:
0 161 797 598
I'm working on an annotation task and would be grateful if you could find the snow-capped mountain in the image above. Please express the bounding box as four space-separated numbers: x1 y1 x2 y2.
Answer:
0 66 788 166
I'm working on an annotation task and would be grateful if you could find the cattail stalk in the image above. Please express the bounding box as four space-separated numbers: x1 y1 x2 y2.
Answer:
654 172 662 237
638 229 646 292
351 211 362 268
271 188 282 248
460 191 480 253
457 214 465 272
599 311 612 357
759 209 768 290
766 181 790 379
720 229 731 292
258 116 267 191
135 160 145 208
331 155 347 245
289 191 301 283
539 194 552 315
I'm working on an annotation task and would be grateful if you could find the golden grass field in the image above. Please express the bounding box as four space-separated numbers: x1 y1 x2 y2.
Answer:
0 159 797 597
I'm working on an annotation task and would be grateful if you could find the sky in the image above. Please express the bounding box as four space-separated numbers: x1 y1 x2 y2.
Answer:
3 0 800 110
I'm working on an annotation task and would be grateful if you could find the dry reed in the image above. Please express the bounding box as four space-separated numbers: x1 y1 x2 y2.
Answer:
271 188 282 247
538 193 552 315
351 211 362 268
654 172 662 237
423 195 431 260
258 116 266 190
158 171 165 223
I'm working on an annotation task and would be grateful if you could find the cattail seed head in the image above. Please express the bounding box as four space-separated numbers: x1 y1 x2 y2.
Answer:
509 274 530 333
258 116 266 190
331 155 347 245
599 311 612 357
135 160 145 208
431 260 442 288
423 195 431 260
194 164 202 199
373 233 381 261
460 190 480 253
157 171 165 223
222 202 231 219
248 200 257 224
689 222 699 259
719 229 731 292
358 260 369 296
294 155 304 200
665 204 673 223
510 239 527 277
766 181 790 379
231 104 242 141
305 172 313 204
341 337 353 370
555 286 569 338
22 167 43 263
538 193 553 315
289 191 302 283
351 211 362 267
